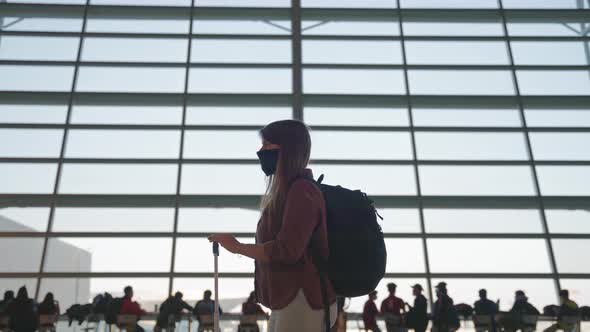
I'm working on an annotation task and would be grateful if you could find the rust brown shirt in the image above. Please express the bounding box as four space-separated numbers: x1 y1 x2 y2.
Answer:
254 168 336 310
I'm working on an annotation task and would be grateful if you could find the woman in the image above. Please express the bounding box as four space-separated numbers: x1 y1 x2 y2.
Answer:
7 286 38 332
38 292 60 317
209 120 337 332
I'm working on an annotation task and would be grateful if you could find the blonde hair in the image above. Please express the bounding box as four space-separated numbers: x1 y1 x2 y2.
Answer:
259 120 311 225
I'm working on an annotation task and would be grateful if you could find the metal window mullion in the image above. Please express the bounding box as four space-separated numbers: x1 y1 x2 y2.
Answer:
498 0 562 299
396 0 435 308
168 0 195 295
291 0 303 120
34 0 90 301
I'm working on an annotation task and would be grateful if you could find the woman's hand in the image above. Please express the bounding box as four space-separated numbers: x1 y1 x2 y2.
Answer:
208 233 241 254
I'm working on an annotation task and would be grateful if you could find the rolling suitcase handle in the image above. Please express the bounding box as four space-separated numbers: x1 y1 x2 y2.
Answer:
213 242 220 332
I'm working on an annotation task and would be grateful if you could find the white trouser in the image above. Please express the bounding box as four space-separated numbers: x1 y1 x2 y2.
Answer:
268 289 337 332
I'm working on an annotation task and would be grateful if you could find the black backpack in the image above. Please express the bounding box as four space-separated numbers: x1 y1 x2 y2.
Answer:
303 174 387 297
104 297 123 325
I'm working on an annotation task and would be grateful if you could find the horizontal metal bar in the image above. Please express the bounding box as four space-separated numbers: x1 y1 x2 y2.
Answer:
2 30 590 42
2 232 589 239
0 4 291 20
0 272 588 279
3 158 590 166
3 123 590 133
1 92 589 109
0 194 588 209
2 60 589 71
2 3 588 22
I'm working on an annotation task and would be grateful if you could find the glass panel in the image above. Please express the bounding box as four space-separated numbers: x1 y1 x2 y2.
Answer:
0 129 64 157
71 105 183 125
0 36 79 61
403 22 503 36
186 107 291 125
181 164 266 195
0 104 68 124
412 109 521 127
0 14 83 32
191 39 290 63
311 131 413 160
76 66 185 93
512 42 589 65
302 20 400 36
400 0 497 8
183 130 259 159
0 207 50 232
430 279 556 312
45 238 172 272
419 166 535 196
303 40 402 64
517 71 590 96
52 208 175 232
552 240 590 273
304 107 409 127
7 0 86 3
525 109 590 127
0 238 43 272
87 16 189 34
428 239 552 273
309 165 417 195
0 65 74 92
302 0 396 8
189 68 291 93
536 166 590 196
0 163 57 194
304 69 405 95
409 70 514 95
347 278 429 313
175 237 254 273
416 132 528 160
193 19 291 35
503 0 588 9
508 22 590 36
379 208 421 233
424 209 543 233
178 208 261 233
59 164 178 194
173 278 259 313
196 0 289 7
92 0 190 6
39 278 169 310
82 37 188 62
405 41 508 65
385 239 425 273
65 130 181 159
530 133 590 160
546 209 590 234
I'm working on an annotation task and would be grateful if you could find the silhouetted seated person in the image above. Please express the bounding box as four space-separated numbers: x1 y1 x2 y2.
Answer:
0 291 14 329
406 284 428 332
380 283 405 331
120 286 146 332
193 290 223 329
363 290 381 332
473 289 498 331
238 291 267 332
0 291 14 313
155 291 193 331
432 282 459 332
7 286 38 332
38 292 60 329
499 290 540 332
543 289 579 332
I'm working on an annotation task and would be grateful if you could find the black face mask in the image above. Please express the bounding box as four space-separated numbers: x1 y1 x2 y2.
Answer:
256 149 279 176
